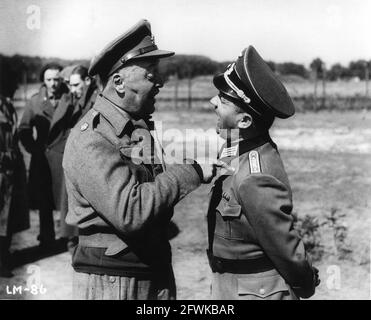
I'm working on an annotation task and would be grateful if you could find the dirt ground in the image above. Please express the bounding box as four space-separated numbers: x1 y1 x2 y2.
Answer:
0 110 370 300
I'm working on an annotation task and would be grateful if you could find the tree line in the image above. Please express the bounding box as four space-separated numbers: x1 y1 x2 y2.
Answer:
1 53 370 97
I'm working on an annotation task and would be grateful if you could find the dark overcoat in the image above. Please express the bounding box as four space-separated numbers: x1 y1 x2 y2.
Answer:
18 85 67 210
46 83 98 210
0 96 29 236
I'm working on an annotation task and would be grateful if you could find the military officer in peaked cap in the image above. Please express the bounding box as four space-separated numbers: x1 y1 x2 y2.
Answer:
207 46 320 300
63 19 218 300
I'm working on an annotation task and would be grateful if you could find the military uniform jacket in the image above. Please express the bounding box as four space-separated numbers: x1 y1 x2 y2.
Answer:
207 134 317 298
62 94 201 275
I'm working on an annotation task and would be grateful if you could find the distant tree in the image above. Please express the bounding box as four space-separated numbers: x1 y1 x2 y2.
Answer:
159 54 219 80
327 63 350 81
276 62 308 78
310 58 326 109
159 55 220 109
0 55 26 98
266 61 276 72
216 61 233 74
348 60 370 80
365 61 370 96
310 58 324 76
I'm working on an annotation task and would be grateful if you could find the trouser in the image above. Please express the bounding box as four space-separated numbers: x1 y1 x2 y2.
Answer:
211 269 298 300
38 204 55 242
73 269 176 300
0 235 12 269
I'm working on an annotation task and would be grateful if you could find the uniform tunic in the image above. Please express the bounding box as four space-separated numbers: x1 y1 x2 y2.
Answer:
63 94 201 287
207 135 317 300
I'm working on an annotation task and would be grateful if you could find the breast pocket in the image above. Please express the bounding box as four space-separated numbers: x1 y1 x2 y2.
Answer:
215 199 244 240
237 272 296 300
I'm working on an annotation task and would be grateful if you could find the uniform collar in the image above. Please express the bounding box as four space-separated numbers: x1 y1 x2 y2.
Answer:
94 94 131 136
219 133 271 161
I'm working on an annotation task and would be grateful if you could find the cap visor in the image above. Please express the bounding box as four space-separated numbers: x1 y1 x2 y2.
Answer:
132 49 175 61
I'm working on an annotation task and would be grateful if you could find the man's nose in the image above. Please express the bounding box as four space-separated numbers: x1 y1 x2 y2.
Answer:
155 76 164 88
210 95 219 109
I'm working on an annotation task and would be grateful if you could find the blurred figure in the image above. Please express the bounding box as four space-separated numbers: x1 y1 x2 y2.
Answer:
18 63 68 249
46 65 98 250
60 64 78 89
0 95 29 277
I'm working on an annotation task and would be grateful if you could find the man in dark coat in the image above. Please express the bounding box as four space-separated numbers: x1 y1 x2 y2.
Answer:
206 46 320 300
46 65 98 247
18 63 68 247
63 20 218 300
0 95 29 277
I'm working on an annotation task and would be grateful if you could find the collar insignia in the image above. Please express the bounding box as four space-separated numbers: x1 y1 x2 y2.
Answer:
220 144 239 158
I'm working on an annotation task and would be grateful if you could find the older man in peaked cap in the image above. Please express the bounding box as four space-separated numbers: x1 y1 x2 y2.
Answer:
63 19 218 300
206 46 320 300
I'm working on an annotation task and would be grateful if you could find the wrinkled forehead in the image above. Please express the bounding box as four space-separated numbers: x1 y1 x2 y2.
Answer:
44 68 61 79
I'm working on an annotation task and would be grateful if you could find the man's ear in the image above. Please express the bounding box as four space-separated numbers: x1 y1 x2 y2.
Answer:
112 73 125 94
237 112 253 129
84 77 91 86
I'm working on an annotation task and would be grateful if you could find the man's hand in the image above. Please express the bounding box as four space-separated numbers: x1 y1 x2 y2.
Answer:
195 159 232 183
313 266 320 287
198 160 217 183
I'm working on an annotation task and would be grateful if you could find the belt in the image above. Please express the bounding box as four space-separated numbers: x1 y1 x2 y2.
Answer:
206 250 274 274
78 228 129 256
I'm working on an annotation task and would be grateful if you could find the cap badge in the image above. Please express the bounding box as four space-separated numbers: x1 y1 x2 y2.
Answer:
80 122 89 131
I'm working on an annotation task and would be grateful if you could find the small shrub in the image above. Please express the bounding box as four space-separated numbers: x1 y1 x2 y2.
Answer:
293 213 325 261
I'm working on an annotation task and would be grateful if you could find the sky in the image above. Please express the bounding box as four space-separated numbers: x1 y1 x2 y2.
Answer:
0 0 370 67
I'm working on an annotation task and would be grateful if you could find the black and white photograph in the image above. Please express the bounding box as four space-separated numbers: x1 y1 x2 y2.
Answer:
0 0 370 303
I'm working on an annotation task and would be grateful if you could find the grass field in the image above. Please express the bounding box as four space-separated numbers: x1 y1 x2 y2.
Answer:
12 76 371 112
0 108 370 300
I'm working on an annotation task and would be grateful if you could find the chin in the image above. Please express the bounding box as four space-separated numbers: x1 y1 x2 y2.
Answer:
146 102 156 114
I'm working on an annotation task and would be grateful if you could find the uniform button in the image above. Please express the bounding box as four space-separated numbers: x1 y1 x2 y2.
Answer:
80 122 89 131
259 288 265 295
109 276 116 283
